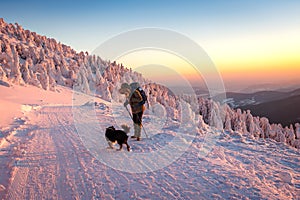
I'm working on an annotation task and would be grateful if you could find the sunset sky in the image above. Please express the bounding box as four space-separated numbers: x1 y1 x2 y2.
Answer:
1 0 300 91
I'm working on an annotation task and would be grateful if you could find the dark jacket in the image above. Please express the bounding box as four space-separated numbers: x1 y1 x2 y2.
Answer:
129 89 145 114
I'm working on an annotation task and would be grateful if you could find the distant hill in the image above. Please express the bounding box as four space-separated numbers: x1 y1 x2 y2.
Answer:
220 88 300 108
290 88 300 96
219 88 300 127
241 94 300 127
239 82 300 93
224 91 287 107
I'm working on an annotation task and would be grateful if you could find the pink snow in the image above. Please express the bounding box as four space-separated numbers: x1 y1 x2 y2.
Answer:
0 18 300 199
0 84 73 128
0 85 299 199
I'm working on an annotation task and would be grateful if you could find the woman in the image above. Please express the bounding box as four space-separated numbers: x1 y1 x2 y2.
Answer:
119 82 145 141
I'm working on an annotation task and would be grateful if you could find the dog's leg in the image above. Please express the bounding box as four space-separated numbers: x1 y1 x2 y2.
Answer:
107 141 114 149
117 143 123 151
106 137 114 149
125 142 130 152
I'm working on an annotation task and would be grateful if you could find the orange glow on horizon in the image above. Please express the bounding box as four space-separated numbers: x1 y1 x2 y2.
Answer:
117 46 300 89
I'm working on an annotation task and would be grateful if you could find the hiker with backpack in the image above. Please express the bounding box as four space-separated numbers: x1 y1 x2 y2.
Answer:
119 82 147 141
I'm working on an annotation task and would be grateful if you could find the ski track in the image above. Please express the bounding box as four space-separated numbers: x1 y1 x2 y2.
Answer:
1 105 300 199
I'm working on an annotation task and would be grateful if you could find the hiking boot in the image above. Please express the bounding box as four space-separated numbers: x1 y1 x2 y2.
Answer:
131 136 137 139
137 137 140 141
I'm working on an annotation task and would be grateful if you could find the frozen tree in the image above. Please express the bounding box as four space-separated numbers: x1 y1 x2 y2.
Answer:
273 124 286 143
245 110 255 135
295 123 300 139
180 100 195 124
1 18 299 149
260 117 270 139
209 104 223 129
9 44 23 84
268 124 277 139
20 59 31 83
284 125 295 146
224 114 232 131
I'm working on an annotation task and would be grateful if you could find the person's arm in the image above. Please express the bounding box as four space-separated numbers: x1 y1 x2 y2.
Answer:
130 90 143 104
123 99 129 107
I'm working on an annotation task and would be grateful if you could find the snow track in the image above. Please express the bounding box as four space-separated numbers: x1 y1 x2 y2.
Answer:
1 105 300 199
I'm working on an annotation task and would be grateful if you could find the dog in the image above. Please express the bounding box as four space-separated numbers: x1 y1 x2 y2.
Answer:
105 125 130 151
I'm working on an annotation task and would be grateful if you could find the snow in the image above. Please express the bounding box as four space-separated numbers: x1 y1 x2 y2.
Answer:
0 84 73 128
0 85 299 199
2 18 299 148
1 18 300 199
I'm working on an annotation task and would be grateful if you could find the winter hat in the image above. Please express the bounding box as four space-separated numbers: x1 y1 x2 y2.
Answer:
130 82 140 90
119 83 131 94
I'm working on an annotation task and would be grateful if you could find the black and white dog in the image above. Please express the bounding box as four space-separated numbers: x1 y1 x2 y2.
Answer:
105 125 130 151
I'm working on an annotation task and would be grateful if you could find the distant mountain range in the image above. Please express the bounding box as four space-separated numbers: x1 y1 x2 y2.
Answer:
221 88 300 108
220 89 300 127
238 82 300 94
240 94 300 127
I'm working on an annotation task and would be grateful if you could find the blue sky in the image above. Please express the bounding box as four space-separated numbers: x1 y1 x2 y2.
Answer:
1 0 299 52
1 0 300 89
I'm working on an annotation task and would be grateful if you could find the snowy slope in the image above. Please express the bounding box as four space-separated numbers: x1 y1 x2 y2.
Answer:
1 18 300 199
1 18 300 149
0 86 299 199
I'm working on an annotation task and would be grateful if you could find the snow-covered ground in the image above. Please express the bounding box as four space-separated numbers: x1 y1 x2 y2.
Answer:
0 84 75 128
0 85 299 199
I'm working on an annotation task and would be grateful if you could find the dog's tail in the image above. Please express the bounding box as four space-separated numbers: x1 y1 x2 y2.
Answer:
121 124 130 134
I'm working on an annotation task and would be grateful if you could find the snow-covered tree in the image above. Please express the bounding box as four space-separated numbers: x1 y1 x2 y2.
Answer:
1 18 299 149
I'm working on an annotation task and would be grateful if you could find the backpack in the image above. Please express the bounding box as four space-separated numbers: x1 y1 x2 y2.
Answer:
137 87 147 105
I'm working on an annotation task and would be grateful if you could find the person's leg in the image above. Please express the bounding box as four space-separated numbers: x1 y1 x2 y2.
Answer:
137 111 143 125
133 123 141 139
132 112 143 140
132 113 138 138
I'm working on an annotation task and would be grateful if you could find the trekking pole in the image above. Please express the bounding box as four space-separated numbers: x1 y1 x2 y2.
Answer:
125 106 149 139
125 105 133 119
140 120 149 139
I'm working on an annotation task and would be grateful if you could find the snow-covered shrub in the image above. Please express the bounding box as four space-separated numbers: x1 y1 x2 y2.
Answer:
1 18 299 149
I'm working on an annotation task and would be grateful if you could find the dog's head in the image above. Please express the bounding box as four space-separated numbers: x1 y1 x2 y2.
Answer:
106 126 116 132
